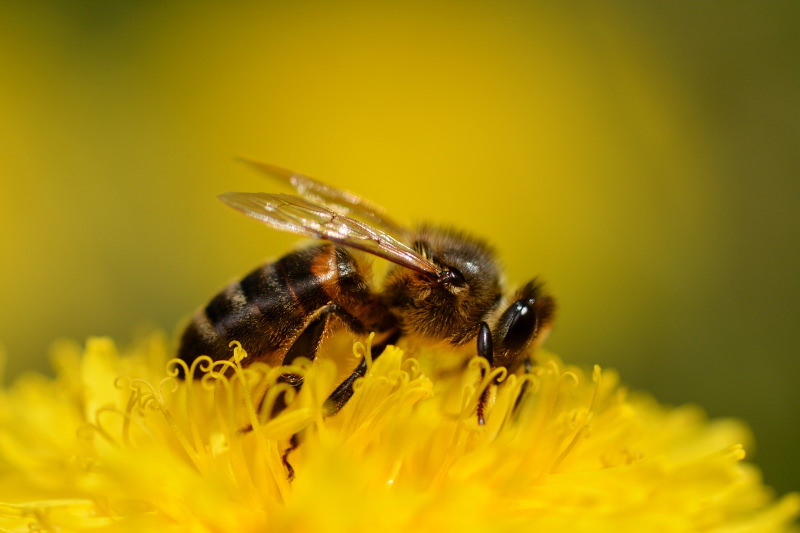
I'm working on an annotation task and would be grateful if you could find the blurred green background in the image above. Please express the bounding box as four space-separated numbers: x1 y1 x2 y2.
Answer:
1 1 797 496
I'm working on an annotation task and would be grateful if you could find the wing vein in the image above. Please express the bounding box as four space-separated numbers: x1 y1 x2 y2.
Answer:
219 192 442 277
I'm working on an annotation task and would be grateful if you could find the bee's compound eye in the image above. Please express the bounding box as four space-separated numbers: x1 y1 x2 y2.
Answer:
499 298 538 353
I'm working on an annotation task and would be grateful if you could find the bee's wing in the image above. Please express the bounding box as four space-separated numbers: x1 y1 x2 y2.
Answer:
238 159 405 234
219 192 442 277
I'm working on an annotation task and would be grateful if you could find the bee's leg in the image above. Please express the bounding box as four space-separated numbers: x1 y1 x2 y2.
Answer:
268 303 351 481
512 357 534 417
476 321 494 426
280 433 300 481
322 328 402 416
277 325 400 479
269 304 344 418
490 281 554 423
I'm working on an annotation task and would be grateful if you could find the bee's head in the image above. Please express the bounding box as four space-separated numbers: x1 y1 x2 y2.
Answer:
383 226 502 344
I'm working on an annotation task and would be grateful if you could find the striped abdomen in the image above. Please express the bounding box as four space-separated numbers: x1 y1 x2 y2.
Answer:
177 244 392 376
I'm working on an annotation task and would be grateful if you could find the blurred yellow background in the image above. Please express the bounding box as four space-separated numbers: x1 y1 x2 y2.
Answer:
1 2 798 496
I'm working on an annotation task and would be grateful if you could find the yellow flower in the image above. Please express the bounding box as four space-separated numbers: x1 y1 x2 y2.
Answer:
0 334 797 532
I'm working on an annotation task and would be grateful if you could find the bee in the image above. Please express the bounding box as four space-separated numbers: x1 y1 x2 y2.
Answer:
177 161 555 424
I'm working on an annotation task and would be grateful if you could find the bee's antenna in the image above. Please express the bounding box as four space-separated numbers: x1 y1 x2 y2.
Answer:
477 322 494 366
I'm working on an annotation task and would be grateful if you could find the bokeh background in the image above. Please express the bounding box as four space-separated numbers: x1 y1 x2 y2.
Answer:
1 1 798 497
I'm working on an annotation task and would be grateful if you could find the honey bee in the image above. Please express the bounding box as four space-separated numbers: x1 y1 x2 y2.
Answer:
177 161 555 424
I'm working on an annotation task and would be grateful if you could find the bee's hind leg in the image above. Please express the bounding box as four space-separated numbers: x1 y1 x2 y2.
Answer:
269 304 344 417
259 305 398 480
265 303 353 480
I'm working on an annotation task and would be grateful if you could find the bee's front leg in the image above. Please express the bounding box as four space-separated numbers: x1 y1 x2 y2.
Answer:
512 356 534 418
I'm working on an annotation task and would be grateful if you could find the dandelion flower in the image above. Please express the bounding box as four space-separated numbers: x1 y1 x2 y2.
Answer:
0 333 797 532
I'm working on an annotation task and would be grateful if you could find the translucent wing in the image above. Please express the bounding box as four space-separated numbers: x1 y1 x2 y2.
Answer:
238 159 405 234
219 192 442 277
